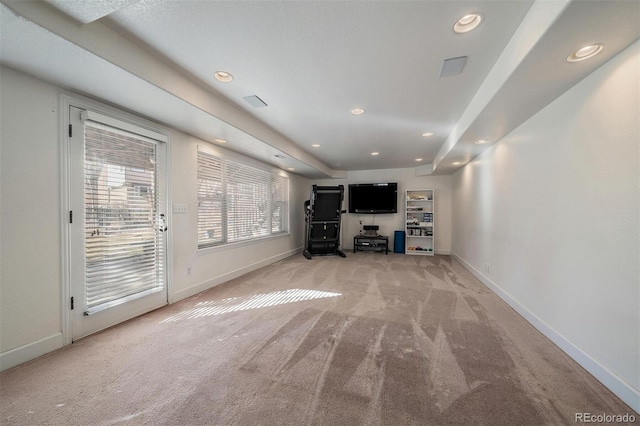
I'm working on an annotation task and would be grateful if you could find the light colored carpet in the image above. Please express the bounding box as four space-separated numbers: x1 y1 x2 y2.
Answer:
1 253 635 425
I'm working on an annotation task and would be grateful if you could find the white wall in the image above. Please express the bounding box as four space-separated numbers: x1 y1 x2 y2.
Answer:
451 41 639 410
0 67 63 357
314 168 452 254
0 66 309 368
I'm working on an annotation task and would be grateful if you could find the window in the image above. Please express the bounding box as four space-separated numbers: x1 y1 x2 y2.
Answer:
197 148 289 249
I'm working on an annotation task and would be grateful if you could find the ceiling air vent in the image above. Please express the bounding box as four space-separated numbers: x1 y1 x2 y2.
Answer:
243 95 268 108
439 56 468 77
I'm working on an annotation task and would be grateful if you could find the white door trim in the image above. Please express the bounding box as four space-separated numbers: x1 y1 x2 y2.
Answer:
60 94 172 344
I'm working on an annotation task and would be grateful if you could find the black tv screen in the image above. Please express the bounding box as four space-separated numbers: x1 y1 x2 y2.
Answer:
348 183 398 214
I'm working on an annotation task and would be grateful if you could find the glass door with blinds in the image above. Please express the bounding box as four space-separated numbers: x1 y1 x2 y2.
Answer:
68 106 168 340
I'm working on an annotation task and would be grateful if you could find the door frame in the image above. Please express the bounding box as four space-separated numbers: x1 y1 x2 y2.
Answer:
60 94 173 344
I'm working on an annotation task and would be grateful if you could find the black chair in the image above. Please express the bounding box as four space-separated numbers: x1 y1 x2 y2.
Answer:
303 185 347 259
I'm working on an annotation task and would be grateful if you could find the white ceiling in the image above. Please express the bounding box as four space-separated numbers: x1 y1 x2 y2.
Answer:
1 0 638 178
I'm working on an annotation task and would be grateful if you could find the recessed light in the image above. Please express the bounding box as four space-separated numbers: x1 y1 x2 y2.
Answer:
422 132 434 137
311 144 321 148
371 152 379 156
351 108 365 115
214 71 233 82
287 167 295 171
453 13 483 34
415 158 423 162
567 44 604 62
214 138 227 144
452 162 461 165
475 139 489 144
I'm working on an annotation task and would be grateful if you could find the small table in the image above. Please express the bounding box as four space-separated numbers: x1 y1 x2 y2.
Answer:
353 235 388 255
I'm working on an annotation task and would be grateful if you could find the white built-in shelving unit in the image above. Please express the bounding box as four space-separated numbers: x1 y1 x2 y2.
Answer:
405 189 434 256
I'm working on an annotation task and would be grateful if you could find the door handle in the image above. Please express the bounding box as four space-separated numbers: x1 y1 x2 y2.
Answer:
159 213 168 232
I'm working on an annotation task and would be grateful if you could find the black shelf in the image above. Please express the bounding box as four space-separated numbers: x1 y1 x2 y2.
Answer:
354 235 388 255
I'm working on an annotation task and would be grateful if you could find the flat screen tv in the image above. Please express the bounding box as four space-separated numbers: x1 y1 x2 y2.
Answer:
348 183 398 214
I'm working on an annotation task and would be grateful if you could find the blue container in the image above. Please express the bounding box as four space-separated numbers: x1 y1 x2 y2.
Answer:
394 230 405 253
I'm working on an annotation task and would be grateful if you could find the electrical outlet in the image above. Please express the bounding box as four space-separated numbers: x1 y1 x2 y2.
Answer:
187 266 192 275
483 263 490 273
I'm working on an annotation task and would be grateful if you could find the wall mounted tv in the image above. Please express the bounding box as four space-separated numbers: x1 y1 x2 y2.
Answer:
348 183 398 214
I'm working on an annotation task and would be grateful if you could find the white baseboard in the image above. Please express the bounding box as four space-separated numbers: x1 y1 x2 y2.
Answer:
0 332 64 372
346 248 450 255
171 247 303 303
451 251 640 414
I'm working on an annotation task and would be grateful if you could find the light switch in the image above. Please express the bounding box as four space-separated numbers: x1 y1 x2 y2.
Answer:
173 203 188 213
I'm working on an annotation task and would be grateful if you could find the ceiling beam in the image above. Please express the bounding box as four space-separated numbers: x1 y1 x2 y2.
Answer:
431 0 571 174
2 0 337 178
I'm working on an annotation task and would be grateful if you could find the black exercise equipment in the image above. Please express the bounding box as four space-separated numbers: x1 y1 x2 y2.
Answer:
303 185 347 259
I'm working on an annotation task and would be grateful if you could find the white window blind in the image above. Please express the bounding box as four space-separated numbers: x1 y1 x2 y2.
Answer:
197 148 289 249
226 162 270 242
197 151 224 247
83 121 165 313
271 174 288 233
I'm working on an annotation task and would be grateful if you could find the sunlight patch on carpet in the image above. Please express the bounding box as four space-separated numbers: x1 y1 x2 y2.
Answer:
161 289 342 322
